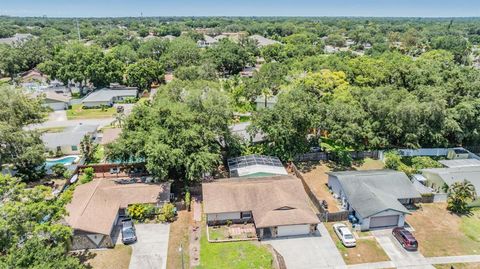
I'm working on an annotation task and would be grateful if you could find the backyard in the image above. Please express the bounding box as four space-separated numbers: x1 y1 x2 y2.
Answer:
197 228 273 269
78 244 132 269
406 203 480 257
67 104 116 119
324 222 390 265
299 158 384 212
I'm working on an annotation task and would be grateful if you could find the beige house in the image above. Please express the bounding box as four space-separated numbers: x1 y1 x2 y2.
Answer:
203 175 319 238
66 178 171 250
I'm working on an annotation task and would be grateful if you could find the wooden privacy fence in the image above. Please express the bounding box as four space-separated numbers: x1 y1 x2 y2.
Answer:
295 151 379 162
291 163 349 222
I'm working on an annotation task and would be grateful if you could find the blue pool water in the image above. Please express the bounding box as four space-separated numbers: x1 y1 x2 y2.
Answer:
45 156 77 168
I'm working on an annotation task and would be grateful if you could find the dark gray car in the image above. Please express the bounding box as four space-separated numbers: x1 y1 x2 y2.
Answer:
121 218 137 244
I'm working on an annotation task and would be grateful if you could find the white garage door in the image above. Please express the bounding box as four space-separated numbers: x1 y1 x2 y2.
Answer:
369 215 399 229
277 224 310 237
48 102 66 111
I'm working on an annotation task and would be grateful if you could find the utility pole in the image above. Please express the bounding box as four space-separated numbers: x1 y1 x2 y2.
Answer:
76 18 81 41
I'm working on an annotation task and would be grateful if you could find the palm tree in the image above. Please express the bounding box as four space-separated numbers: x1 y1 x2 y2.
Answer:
447 179 477 214
114 112 126 128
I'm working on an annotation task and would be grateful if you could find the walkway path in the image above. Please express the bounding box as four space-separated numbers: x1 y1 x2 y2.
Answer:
192 196 202 222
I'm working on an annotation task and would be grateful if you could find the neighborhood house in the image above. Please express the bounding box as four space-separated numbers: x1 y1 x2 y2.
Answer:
421 166 480 197
41 124 98 155
328 170 422 231
203 175 320 238
65 178 171 249
38 91 70 111
81 87 137 108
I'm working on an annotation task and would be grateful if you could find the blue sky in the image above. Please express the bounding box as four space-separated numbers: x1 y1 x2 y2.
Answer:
0 0 479 17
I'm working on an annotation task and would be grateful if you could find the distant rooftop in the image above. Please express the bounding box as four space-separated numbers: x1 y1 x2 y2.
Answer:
82 88 137 103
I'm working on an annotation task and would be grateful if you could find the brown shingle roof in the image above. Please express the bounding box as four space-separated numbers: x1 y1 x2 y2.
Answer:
202 175 319 228
66 179 170 235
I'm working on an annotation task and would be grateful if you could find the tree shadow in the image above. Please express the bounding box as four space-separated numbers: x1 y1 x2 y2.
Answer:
71 249 97 269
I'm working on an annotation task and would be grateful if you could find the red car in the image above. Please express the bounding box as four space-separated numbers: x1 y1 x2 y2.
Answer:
392 227 418 251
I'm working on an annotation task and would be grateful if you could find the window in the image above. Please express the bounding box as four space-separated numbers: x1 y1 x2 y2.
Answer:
241 212 252 219
71 145 78 151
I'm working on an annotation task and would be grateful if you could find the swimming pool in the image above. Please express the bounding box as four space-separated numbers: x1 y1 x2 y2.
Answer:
45 155 79 168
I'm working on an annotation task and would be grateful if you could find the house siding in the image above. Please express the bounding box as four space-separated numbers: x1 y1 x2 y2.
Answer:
82 100 113 108
207 212 241 222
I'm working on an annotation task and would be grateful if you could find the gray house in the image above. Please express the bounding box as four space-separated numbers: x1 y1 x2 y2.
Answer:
328 170 421 231
82 88 137 108
421 166 480 197
41 124 99 155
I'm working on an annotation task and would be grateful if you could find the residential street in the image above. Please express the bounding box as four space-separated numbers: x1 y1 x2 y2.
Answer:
128 223 170 269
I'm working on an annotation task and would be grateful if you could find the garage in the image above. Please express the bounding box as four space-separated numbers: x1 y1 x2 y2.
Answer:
277 224 310 237
47 102 66 111
369 215 399 228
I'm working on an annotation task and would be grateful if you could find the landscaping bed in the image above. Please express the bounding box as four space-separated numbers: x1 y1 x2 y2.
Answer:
324 222 390 265
406 203 480 257
207 223 257 242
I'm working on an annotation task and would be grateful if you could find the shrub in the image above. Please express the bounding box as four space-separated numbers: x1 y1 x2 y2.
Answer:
79 167 94 184
384 151 402 170
411 156 442 171
226 220 233 226
128 203 156 222
157 203 176 223
185 191 191 211
51 163 67 178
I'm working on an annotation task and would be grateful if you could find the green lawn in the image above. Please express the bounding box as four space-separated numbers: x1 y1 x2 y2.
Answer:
67 104 116 119
460 209 480 243
37 126 67 133
198 228 273 269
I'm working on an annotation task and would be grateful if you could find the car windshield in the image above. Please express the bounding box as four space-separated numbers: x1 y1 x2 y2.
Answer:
344 234 354 239
123 228 135 238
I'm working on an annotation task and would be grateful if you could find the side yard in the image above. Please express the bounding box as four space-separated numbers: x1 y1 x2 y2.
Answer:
67 104 116 119
197 228 274 269
406 203 480 257
324 222 390 265
166 210 192 269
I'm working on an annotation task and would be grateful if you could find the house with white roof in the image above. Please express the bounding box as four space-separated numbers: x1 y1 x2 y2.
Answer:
81 87 137 108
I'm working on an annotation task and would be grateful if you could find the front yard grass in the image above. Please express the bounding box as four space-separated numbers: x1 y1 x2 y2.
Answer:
81 244 132 269
166 210 191 269
67 104 116 119
324 222 389 265
197 227 273 269
406 203 480 257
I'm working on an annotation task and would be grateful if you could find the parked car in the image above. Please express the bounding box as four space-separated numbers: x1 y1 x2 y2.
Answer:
121 218 137 244
392 227 418 251
333 223 356 247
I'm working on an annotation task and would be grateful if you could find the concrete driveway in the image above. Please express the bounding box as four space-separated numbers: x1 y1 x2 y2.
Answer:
372 229 434 269
264 224 346 269
47 111 67 122
129 223 170 269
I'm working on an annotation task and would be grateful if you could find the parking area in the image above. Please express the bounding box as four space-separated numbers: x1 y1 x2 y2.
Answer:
128 223 170 269
372 229 434 269
264 223 346 269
